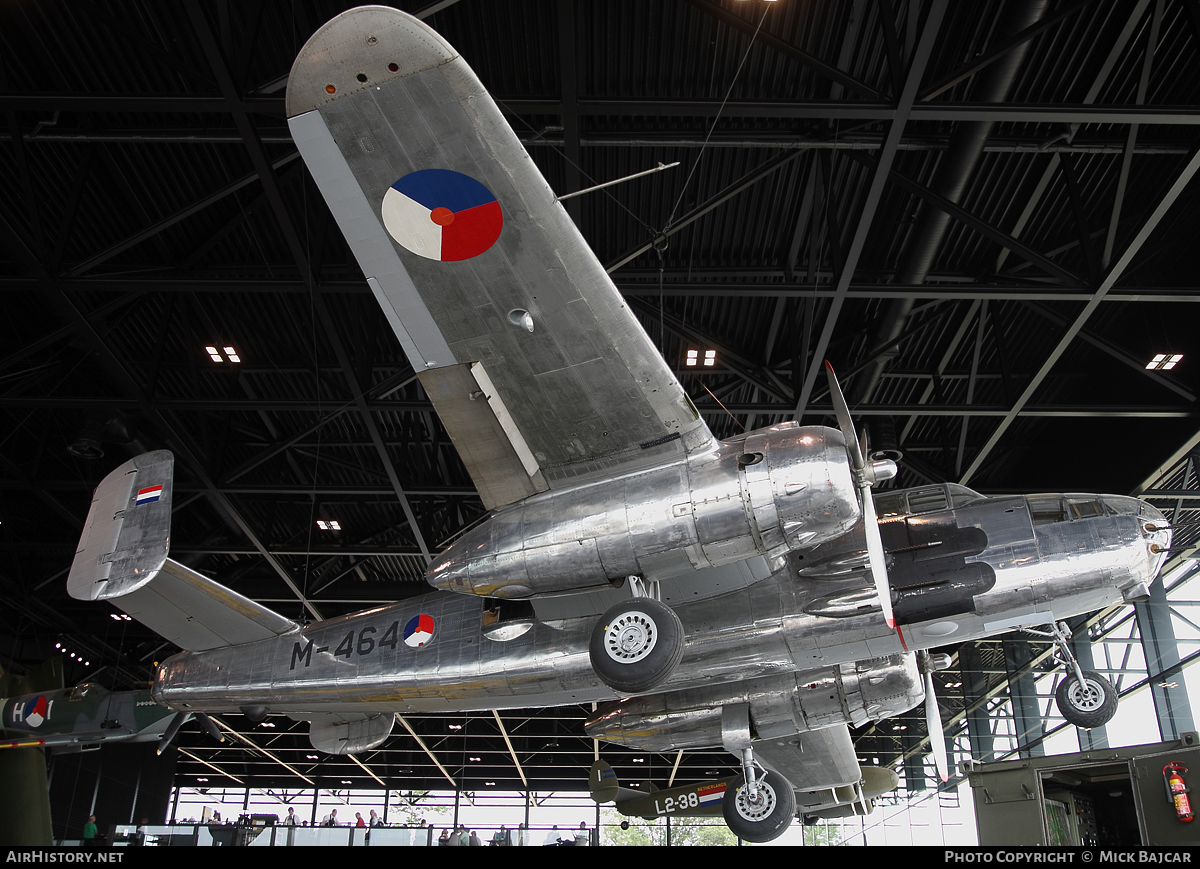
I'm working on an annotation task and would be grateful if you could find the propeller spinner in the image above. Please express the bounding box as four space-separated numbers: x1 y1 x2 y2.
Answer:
823 362 898 628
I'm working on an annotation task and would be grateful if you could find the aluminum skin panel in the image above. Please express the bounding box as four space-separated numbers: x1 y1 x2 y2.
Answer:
287 7 713 509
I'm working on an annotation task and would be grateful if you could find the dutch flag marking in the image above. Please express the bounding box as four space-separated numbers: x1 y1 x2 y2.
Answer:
136 485 163 506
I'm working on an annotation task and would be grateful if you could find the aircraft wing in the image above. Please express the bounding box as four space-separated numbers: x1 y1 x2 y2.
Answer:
287 8 713 511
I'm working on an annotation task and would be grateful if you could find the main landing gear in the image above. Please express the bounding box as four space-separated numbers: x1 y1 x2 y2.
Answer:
1027 621 1119 729
589 578 684 694
721 747 796 843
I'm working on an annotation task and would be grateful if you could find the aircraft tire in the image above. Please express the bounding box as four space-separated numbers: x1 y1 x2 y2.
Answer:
722 770 796 843
589 598 684 694
1055 669 1117 729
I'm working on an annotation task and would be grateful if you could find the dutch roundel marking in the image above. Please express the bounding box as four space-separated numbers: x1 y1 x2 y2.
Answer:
381 169 502 261
23 696 48 728
136 485 163 505
404 614 435 648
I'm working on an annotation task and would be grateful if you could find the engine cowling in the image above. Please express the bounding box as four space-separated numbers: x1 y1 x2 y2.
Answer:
426 424 860 598
584 656 924 750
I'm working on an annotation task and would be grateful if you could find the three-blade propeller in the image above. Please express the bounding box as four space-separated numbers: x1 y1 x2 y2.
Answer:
823 362 897 629
822 362 950 784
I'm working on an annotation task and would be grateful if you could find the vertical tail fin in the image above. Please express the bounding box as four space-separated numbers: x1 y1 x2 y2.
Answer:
68 450 174 602
589 760 619 803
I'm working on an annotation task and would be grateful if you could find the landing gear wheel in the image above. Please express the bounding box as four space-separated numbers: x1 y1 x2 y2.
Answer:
1055 669 1118 729
589 598 684 694
721 770 796 843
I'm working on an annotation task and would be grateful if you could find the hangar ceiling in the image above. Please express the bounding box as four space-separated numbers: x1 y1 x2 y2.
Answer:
2 0 1199 797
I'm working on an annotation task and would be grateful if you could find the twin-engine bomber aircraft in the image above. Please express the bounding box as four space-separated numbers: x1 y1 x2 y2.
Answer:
64 7 1172 843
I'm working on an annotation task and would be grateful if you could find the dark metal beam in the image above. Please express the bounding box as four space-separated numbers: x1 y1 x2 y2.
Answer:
186 0 432 564
842 150 1084 286
792 0 950 418
960 141 1200 484
918 0 1096 101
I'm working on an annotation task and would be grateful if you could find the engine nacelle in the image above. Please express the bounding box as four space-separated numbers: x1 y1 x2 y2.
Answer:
583 656 923 750
426 424 860 598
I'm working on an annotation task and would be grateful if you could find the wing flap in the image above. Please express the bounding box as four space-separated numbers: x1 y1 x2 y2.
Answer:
754 724 862 794
419 362 546 510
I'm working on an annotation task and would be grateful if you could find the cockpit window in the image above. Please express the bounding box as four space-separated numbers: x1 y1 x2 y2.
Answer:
873 492 905 516
1102 496 1140 516
1027 495 1068 525
907 487 949 514
948 483 985 507
1067 497 1104 519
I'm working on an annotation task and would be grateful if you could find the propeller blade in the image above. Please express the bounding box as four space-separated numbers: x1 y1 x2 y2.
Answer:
924 665 949 784
156 711 191 755
860 485 895 629
825 361 895 629
824 362 865 470
195 711 225 743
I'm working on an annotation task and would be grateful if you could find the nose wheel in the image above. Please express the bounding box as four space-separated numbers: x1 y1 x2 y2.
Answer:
1026 621 1119 729
1055 669 1118 729
589 596 684 694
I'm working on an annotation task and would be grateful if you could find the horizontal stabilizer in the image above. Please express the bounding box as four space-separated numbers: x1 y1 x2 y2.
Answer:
68 450 174 602
116 559 299 652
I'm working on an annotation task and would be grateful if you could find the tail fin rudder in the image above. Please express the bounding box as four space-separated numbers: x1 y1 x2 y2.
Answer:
589 760 619 803
68 450 173 602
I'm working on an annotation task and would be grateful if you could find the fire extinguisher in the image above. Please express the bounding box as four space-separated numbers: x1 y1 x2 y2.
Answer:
1163 762 1194 823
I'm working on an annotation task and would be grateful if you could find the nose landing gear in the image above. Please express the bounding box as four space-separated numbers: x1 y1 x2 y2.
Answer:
1027 621 1118 729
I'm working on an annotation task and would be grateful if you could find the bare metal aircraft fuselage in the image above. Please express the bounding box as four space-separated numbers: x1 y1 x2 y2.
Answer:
151 423 1168 725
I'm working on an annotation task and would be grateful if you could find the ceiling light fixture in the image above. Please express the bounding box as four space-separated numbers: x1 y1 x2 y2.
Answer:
1146 353 1182 370
205 345 242 363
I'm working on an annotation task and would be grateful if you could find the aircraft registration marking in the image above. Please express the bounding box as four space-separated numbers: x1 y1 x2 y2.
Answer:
653 789 708 815
289 616 436 670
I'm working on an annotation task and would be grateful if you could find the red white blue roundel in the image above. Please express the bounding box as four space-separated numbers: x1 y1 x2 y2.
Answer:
23 696 48 728
382 169 503 262
404 614 435 648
